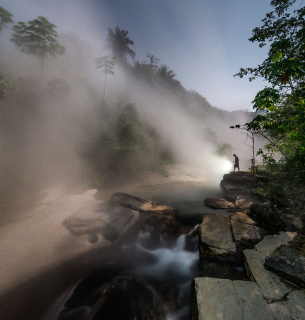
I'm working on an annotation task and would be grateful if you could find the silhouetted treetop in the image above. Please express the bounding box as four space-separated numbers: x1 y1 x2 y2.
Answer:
0 6 13 33
107 26 136 65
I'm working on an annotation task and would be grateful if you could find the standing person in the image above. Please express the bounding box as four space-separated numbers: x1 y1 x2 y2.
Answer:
233 154 240 172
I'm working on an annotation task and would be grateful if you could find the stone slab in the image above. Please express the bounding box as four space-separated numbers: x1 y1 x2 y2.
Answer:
109 192 175 214
254 232 297 257
231 220 262 243
229 211 256 225
235 195 261 212
193 277 275 320
204 198 235 209
243 249 292 301
198 213 236 252
265 245 305 288
268 289 305 320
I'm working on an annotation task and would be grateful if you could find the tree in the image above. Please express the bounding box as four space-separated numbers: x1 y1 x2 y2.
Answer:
156 64 176 81
234 0 305 179
107 26 135 65
11 16 65 76
95 56 116 111
0 6 13 34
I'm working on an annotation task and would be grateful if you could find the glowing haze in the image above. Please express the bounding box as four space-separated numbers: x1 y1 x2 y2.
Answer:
1 0 272 111
0 0 266 188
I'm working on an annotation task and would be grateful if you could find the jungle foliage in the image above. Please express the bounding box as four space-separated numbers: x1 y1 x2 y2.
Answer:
236 0 305 182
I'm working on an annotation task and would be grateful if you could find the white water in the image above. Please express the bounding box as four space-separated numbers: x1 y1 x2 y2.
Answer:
133 234 198 280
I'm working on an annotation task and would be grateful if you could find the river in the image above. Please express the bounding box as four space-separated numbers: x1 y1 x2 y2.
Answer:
42 181 225 320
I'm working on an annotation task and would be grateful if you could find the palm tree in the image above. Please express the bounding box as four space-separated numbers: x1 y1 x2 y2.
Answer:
156 64 176 81
107 26 135 65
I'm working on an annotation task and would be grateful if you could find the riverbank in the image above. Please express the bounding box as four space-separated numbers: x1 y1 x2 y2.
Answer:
193 171 305 320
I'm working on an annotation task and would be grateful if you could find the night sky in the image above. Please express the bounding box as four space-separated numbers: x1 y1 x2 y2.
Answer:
1 0 274 111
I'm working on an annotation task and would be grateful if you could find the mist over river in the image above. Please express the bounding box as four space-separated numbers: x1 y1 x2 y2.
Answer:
41 179 223 320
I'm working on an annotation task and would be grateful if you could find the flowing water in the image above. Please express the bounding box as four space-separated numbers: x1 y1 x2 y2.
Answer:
43 182 226 320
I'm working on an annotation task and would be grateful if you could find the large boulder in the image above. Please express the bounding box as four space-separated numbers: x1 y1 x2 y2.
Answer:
64 201 136 243
249 202 286 231
230 220 262 244
268 289 305 319
229 211 263 246
243 232 297 301
192 278 276 320
141 213 179 248
229 211 256 225
220 173 257 202
264 245 305 288
220 172 267 204
235 195 262 213
198 213 236 257
109 193 176 214
204 198 235 209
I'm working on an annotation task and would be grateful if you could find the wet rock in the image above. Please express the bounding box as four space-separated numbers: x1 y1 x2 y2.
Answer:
143 213 178 248
192 277 275 320
220 173 256 203
235 195 261 213
264 245 305 288
100 225 119 243
268 289 305 320
88 275 165 320
64 200 136 243
292 216 303 231
230 220 262 244
249 202 286 231
243 249 292 301
243 232 297 301
198 213 236 257
109 192 176 214
229 211 256 225
88 233 99 243
204 197 235 209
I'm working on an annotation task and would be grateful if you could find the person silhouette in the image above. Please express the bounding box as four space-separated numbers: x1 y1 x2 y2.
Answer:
233 154 240 172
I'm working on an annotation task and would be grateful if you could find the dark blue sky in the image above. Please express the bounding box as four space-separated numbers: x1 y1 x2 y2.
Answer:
1 0 274 110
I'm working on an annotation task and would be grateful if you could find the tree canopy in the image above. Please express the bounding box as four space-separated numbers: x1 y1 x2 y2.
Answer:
235 0 305 179
95 55 116 109
107 26 136 65
11 16 65 71
0 6 13 34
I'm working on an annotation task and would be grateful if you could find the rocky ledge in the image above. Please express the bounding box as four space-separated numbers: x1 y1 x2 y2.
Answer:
193 171 305 320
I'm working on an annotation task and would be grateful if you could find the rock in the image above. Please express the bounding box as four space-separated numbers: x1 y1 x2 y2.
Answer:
243 249 292 301
87 233 99 243
268 289 305 320
235 195 261 213
220 180 249 203
229 211 256 225
222 172 257 185
64 201 136 243
264 245 305 288
198 213 236 256
192 277 275 320
220 173 257 203
292 217 303 231
204 197 235 209
230 220 262 244
109 192 176 214
254 231 297 257
143 213 178 248
249 202 286 231
243 232 297 301
88 275 165 320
